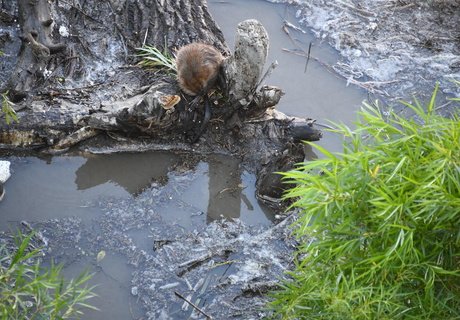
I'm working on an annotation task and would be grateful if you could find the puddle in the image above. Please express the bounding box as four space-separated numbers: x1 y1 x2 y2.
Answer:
0 151 275 318
0 153 273 229
59 253 145 320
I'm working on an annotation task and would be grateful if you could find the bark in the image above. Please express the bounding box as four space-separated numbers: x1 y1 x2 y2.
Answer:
7 0 65 100
1 0 321 147
3 0 226 100
111 0 227 52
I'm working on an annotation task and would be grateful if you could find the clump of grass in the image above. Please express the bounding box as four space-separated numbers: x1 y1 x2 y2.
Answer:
1 90 18 124
0 232 97 319
270 84 460 319
136 45 177 73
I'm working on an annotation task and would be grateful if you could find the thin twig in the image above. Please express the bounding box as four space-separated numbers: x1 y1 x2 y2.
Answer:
314 122 337 130
333 0 375 18
282 19 313 74
304 42 312 73
257 61 278 88
174 291 212 319
283 20 307 34
282 48 341 79
434 100 452 111
178 252 212 269
282 47 398 96
142 27 149 47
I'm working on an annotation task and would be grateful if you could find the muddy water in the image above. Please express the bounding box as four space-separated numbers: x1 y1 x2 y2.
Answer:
0 153 273 228
209 0 368 155
0 153 274 318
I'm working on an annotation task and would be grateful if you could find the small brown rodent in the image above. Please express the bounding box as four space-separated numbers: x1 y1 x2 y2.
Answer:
175 43 224 96
175 43 225 142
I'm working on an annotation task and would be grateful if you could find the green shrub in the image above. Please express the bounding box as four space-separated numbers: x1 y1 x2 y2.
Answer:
0 232 97 319
271 85 460 319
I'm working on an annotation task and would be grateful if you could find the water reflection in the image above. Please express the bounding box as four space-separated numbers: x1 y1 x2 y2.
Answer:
207 154 243 223
72 152 274 225
75 152 180 195
0 152 274 231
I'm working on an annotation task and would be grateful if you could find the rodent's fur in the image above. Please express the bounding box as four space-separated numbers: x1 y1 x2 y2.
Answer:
175 43 224 96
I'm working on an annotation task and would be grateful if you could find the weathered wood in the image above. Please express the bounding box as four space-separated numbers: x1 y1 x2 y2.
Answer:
111 0 227 52
0 0 230 144
7 0 66 99
226 19 269 106
1 2 321 150
3 0 227 98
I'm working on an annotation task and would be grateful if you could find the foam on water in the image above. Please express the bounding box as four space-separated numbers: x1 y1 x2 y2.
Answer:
266 0 460 100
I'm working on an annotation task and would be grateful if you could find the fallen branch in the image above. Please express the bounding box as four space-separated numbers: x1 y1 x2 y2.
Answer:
176 252 214 276
174 291 213 319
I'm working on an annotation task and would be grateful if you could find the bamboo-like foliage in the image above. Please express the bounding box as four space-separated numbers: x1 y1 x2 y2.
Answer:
0 232 97 319
270 85 460 319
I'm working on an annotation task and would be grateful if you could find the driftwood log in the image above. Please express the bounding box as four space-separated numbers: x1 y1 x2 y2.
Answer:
0 0 322 203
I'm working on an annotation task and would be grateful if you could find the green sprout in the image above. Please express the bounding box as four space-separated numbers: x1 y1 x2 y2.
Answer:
1 91 19 125
0 232 97 319
136 45 177 73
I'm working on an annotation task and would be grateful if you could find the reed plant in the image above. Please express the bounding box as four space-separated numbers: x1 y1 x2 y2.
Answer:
270 85 460 319
0 232 97 319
